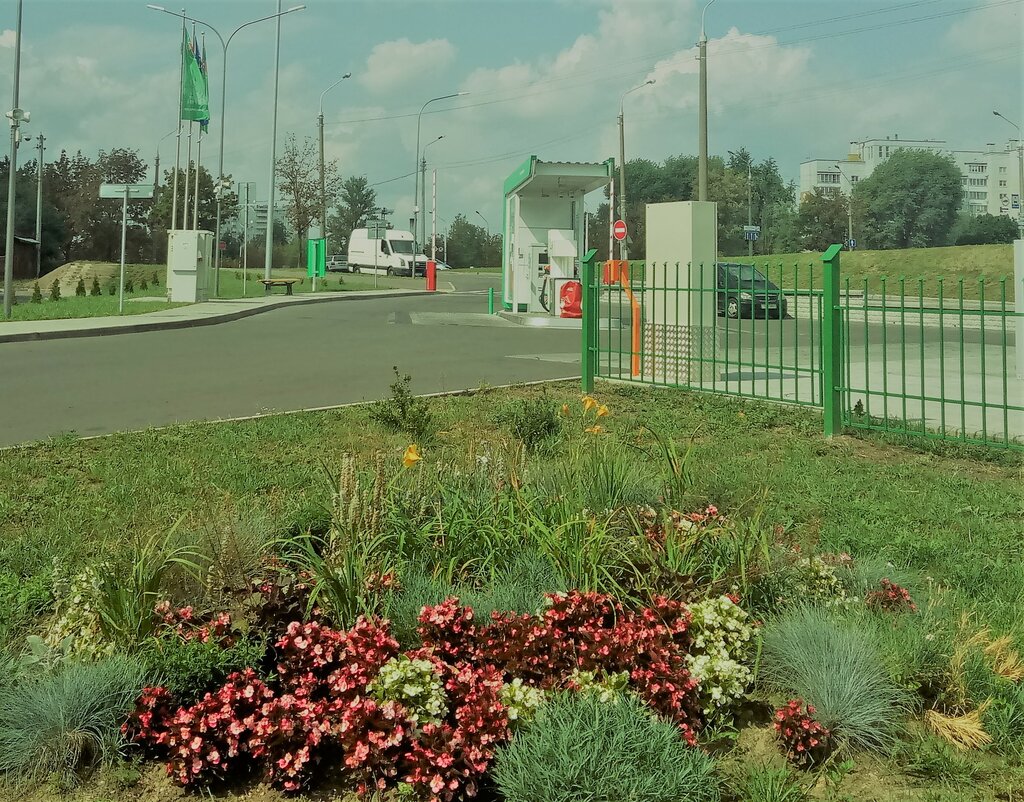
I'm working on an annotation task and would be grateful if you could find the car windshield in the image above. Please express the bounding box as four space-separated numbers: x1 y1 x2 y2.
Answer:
389 239 414 254
721 264 777 289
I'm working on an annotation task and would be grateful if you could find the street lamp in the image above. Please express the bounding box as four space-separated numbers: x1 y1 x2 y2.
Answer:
475 210 490 237
318 72 351 251
697 0 718 202
993 110 1024 233
414 93 468 272
3 0 26 319
618 79 655 260
147 3 306 294
834 163 855 249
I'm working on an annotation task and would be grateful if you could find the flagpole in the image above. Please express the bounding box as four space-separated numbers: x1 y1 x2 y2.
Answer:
183 121 193 229
170 9 186 232
193 128 202 230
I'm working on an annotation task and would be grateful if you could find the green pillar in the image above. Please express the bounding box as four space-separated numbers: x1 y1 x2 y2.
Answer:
581 248 598 394
821 243 844 437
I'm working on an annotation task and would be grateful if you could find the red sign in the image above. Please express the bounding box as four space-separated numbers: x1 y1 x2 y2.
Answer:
218 241 227 251
613 220 627 241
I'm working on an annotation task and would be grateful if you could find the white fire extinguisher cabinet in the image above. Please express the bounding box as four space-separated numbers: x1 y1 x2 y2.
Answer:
166 229 213 303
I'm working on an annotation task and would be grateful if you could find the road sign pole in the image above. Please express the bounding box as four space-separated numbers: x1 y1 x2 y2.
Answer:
118 186 128 316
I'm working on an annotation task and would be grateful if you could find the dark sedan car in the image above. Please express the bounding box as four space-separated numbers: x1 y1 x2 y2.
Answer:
716 262 789 319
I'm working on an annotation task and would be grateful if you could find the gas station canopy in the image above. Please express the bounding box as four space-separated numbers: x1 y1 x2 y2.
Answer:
502 157 614 314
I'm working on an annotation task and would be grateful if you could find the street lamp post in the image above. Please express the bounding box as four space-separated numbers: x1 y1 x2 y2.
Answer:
318 72 351 250
3 0 27 319
475 210 490 237
147 3 306 294
414 93 467 274
34 133 44 279
994 111 1024 234
697 0 718 202
618 79 654 260
834 163 855 249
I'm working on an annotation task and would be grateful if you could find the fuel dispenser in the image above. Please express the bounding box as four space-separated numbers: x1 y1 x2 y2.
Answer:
502 157 614 316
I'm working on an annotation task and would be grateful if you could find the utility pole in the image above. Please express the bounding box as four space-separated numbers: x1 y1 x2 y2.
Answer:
35 133 44 278
421 156 427 247
318 73 350 253
431 168 437 263
747 162 753 258
264 0 282 282
618 80 654 261
697 0 718 202
834 163 855 249
3 0 26 319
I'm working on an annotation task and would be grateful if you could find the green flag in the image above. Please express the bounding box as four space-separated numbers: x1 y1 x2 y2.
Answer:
180 32 209 123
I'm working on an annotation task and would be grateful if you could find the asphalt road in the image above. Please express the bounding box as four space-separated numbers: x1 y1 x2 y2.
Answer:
0 279 579 447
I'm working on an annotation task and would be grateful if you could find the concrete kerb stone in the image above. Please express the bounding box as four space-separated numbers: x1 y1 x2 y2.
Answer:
0 290 430 345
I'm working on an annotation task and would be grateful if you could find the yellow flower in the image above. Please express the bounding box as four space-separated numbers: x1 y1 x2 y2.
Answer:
560 404 571 417
584 425 604 435
596 404 609 418
402 444 422 467
582 395 598 414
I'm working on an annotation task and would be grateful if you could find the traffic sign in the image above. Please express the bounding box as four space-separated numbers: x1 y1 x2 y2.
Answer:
848 238 856 249
98 183 154 200
613 220 627 241
219 241 227 251
366 219 387 239
742 224 760 242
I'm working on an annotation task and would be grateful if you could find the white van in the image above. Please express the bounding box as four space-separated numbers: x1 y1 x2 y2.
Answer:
347 228 427 277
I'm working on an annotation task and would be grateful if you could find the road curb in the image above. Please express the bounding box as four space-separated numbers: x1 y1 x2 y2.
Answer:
0 290 430 345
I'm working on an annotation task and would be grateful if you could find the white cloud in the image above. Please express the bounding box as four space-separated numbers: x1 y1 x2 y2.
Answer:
360 38 456 92
0 30 16 49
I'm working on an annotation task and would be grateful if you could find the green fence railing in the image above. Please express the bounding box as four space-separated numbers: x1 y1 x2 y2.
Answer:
582 247 1022 451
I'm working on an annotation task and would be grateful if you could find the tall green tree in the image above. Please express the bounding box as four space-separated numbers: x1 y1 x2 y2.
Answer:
949 212 1019 245
446 214 499 268
0 158 67 273
793 188 850 251
150 165 238 237
853 149 962 249
328 176 377 255
276 134 341 266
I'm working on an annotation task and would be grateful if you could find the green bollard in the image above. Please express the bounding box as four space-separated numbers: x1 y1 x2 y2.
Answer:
488 286 494 315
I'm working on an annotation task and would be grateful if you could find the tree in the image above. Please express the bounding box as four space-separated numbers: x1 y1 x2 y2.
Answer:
950 213 1019 246
0 158 67 272
275 134 341 266
793 189 850 252
446 214 499 268
328 176 377 255
150 165 238 238
854 150 962 249
700 158 748 255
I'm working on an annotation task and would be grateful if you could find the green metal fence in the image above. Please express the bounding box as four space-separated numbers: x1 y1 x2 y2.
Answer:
582 247 1022 450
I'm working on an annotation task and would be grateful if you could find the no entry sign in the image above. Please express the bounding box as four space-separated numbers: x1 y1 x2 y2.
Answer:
613 219 627 241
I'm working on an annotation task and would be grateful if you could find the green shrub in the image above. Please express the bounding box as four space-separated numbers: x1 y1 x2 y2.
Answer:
139 278 148 291
729 765 808 802
90 276 101 296
495 395 562 453
901 733 983 784
124 278 134 294
759 606 909 754
107 282 116 296
0 570 52 641
75 277 86 297
142 635 266 704
0 658 147 789
30 282 42 303
151 271 159 287
368 366 435 440
493 691 720 802
49 278 61 301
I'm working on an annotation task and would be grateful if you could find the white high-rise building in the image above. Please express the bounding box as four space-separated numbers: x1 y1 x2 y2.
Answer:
799 135 1021 220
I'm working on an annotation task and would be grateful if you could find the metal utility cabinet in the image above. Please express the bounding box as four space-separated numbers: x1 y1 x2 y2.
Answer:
502 157 613 313
166 230 213 303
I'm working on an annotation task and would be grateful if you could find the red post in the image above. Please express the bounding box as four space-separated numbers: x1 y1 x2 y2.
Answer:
426 259 437 292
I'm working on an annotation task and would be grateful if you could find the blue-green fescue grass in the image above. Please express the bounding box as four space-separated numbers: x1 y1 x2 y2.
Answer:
493 691 720 802
759 605 910 754
0 658 147 789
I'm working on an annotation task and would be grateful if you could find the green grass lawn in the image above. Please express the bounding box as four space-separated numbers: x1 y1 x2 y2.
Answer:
721 243 1015 301
1 295 185 322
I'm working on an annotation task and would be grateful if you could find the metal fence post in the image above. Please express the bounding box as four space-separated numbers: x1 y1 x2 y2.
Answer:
581 248 598 393
821 243 844 437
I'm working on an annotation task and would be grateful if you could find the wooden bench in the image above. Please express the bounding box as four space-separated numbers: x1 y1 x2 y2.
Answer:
261 279 298 296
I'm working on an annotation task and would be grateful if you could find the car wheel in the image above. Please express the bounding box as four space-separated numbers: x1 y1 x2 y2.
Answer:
727 299 739 319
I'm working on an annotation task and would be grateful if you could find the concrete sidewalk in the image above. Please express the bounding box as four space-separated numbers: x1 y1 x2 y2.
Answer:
0 289 427 344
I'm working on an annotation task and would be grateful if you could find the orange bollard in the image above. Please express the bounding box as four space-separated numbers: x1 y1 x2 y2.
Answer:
426 260 437 292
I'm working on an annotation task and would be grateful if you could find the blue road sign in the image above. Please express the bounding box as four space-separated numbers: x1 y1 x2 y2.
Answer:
743 231 760 242
848 238 856 249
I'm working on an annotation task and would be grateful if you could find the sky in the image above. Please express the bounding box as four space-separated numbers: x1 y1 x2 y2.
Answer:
0 0 1021 236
